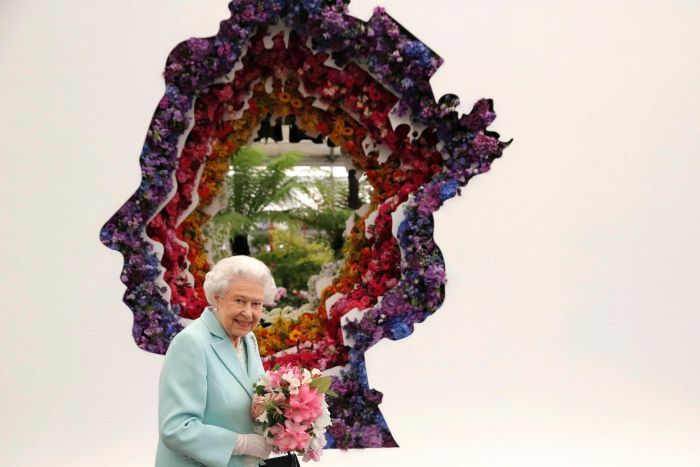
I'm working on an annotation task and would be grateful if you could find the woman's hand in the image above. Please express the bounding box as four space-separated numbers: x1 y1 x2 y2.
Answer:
233 433 273 459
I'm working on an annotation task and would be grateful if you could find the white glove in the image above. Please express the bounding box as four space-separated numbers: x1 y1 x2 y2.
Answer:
233 433 273 459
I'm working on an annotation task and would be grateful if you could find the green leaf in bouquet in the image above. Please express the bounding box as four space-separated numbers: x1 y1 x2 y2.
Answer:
324 388 338 398
308 376 332 394
273 364 281 371
269 411 284 425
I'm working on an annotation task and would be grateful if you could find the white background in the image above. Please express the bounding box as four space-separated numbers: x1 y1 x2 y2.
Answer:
1 0 699 466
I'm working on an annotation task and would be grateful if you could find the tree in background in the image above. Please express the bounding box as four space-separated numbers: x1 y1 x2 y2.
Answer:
210 146 304 257
290 173 370 257
256 226 334 291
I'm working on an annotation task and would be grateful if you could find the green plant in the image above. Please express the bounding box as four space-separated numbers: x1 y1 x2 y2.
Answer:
210 145 305 255
256 227 334 291
289 174 370 257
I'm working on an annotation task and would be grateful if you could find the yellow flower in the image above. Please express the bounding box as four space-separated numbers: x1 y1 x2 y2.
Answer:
289 328 302 343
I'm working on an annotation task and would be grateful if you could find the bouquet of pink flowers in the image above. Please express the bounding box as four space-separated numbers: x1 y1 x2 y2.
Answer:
251 364 335 462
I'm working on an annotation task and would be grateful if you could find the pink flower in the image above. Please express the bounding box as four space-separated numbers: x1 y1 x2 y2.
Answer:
269 420 311 452
265 391 286 410
302 448 321 462
251 395 266 419
301 435 325 461
284 384 323 424
263 370 282 391
274 287 287 301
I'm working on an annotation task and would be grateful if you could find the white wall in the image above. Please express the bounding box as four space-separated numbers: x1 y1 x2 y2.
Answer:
1 1 699 465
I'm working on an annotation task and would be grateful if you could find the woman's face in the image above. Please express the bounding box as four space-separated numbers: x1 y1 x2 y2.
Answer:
214 278 265 340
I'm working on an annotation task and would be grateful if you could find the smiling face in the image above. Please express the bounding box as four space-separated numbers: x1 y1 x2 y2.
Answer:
213 278 265 342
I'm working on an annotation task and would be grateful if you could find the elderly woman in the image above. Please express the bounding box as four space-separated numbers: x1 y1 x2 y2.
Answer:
156 255 277 467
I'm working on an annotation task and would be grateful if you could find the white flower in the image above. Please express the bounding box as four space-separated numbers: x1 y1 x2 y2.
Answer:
312 400 331 434
309 435 325 452
255 410 268 423
301 369 313 385
258 373 271 387
262 308 282 323
282 372 301 395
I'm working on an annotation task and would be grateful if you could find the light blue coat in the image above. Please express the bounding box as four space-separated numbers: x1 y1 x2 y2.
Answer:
155 307 265 467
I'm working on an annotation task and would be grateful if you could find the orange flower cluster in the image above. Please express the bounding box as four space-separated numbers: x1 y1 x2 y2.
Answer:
255 311 328 356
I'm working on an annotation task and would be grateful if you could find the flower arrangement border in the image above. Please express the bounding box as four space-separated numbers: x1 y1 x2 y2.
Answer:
100 0 509 449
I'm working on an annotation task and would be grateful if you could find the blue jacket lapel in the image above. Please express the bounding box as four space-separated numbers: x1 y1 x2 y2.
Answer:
202 307 254 399
245 333 262 383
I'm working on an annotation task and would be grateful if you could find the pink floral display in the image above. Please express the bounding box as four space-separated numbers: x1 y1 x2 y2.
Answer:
252 364 334 462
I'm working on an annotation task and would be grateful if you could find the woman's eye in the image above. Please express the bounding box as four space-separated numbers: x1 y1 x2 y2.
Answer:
235 298 246 305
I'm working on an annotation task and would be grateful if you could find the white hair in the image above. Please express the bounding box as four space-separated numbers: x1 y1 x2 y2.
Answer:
203 255 276 305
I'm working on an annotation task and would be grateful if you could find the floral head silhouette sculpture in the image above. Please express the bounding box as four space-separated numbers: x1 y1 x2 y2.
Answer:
100 0 509 448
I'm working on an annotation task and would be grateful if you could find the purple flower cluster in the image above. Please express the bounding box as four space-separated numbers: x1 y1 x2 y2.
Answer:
100 84 195 353
99 0 510 447
360 8 444 119
325 350 398 449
